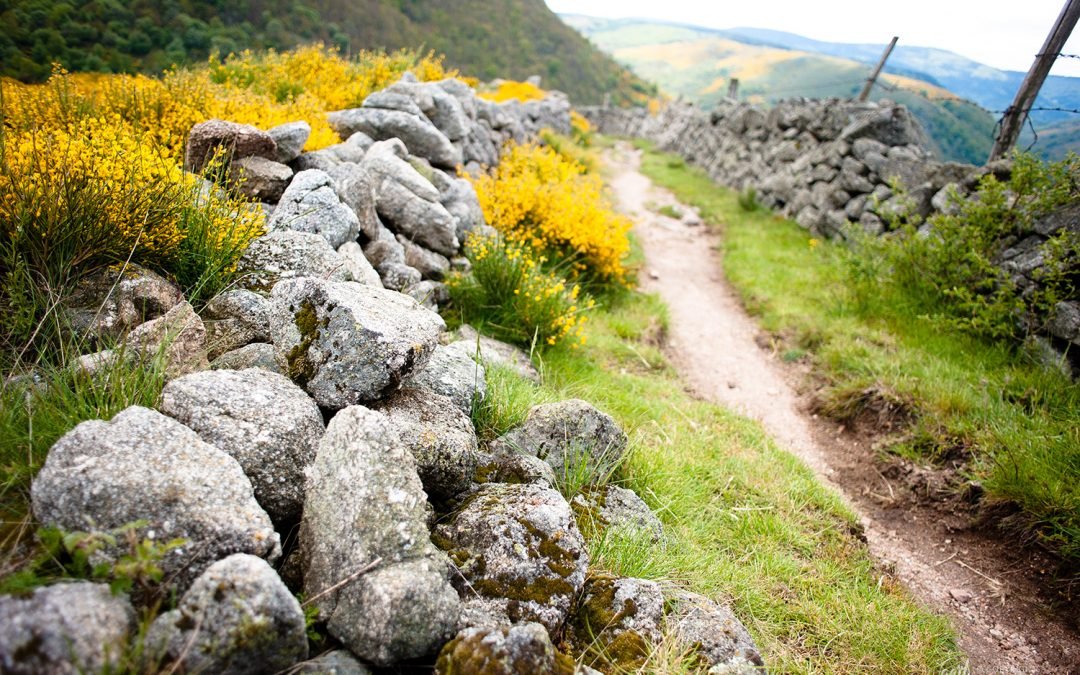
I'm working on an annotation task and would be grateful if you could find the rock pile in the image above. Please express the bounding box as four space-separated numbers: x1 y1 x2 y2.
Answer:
3 74 764 674
584 99 1079 358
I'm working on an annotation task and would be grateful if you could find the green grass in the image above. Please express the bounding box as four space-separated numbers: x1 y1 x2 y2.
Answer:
473 290 962 672
635 140 1080 563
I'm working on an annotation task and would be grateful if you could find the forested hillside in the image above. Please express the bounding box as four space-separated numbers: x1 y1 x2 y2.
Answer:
0 0 656 105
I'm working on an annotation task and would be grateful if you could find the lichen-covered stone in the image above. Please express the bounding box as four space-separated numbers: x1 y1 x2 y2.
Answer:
269 169 360 248
63 263 183 343
327 107 462 168
491 400 628 480
0 582 135 675
211 342 284 374
571 485 664 542
147 554 307 674
667 591 765 673
268 277 445 408
302 406 460 665
475 452 557 489
435 623 576 675
378 261 423 291
31 406 280 594
124 300 209 378
406 341 487 416
159 368 324 525
571 574 664 671
375 388 480 499
203 289 272 360
433 482 588 633
238 229 352 291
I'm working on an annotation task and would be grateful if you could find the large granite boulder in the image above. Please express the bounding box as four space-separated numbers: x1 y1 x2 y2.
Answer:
159 368 324 525
301 406 461 665
31 406 280 594
433 482 588 633
269 121 312 164
147 554 307 674
228 156 293 203
268 277 445 408
0 582 135 675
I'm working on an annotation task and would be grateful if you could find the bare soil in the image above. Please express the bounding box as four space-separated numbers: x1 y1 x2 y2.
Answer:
604 142 1080 674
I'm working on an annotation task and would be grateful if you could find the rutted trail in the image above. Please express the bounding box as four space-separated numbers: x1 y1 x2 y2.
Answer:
604 142 1079 674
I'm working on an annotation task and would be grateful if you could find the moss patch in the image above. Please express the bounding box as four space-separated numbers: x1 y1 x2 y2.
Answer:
285 300 326 387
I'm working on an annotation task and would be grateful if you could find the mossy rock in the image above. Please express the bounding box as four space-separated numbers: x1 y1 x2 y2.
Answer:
569 573 663 673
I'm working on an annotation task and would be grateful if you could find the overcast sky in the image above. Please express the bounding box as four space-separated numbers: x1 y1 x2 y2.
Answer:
545 0 1080 78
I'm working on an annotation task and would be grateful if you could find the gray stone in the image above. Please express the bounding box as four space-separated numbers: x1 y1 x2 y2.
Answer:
269 169 360 248
1049 301 1080 341
211 342 283 374
363 139 442 201
571 574 664 670
302 406 461 665
363 90 425 116
434 482 588 633
229 156 293 203
401 237 452 280
337 241 382 286
186 119 277 174
669 591 765 673
477 452 558 489
455 325 540 383
160 369 324 525
492 400 627 480
436 623 569 675
269 121 311 164
859 212 885 236
238 229 352 291
364 238 407 268
404 280 450 310
375 178 460 257
64 264 183 343
406 341 487 416
31 406 280 593
375 388 480 499
851 137 889 162
0 582 135 675
840 169 875 194
269 276 445 408
798 204 823 232
292 650 373 674
378 261 424 291
839 104 928 149
571 485 664 542
203 289 272 360
328 163 382 242
125 301 209 378
327 107 462 168
148 554 307 674
324 132 375 162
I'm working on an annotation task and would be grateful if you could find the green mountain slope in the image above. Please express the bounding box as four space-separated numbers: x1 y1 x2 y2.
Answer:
562 15 1016 164
0 0 655 106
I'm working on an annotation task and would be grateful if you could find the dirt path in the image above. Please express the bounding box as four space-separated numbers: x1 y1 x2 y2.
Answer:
604 142 1080 674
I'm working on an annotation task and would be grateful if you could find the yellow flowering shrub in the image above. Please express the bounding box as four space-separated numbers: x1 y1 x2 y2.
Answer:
479 80 547 103
447 234 593 348
569 110 592 146
469 142 630 284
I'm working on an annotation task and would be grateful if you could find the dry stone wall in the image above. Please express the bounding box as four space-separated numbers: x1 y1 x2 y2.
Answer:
583 100 1080 357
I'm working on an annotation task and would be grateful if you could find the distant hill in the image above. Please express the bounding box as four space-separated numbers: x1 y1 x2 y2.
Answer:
564 15 1080 162
0 0 655 106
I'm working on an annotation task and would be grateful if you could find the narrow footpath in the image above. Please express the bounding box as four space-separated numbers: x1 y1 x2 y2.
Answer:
604 142 1079 674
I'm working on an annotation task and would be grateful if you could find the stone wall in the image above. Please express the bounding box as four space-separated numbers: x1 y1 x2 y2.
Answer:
583 100 1080 359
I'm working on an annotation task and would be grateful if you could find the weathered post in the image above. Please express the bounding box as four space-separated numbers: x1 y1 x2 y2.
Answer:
857 36 899 102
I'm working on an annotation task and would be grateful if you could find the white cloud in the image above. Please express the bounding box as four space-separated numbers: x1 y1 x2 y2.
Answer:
546 0 1080 78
